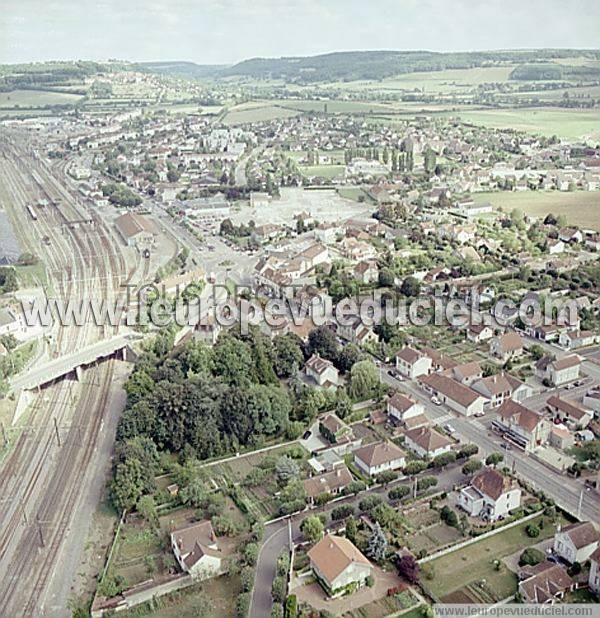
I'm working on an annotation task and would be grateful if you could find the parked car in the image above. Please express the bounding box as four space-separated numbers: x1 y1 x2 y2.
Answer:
443 423 455 434
500 442 512 450
474 411 485 417
431 396 442 406
302 430 311 440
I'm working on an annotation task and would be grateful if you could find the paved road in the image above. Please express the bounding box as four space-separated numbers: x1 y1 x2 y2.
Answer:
249 465 465 618
380 368 600 523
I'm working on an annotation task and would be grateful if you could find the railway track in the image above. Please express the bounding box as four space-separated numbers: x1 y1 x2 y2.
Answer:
0 132 137 615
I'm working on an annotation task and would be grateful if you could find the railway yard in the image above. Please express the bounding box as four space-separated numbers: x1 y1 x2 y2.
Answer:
0 134 139 616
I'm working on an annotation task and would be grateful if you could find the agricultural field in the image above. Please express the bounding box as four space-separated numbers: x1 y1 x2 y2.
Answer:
438 107 600 141
425 514 561 601
473 190 600 230
298 164 346 180
0 89 83 108
222 102 300 125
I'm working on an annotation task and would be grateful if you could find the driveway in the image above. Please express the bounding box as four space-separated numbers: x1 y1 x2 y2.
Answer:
502 538 554 573
294 565 403 615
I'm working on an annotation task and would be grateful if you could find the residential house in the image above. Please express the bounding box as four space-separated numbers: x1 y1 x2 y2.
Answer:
495 400 551 451
548 239 566 255
549 425 575 452
449 361 483 386
308 534 372 597
303 466 353 504
467 323 494 343
518 562 574 604
547 395 592 429
589 547 600 594
553 521 599 564
471 373 525 409
582 389 600 415
420 373 485 417
395 346 432 379
387 392 427 429
458 467 521 522
193 315 221 346
403 426 453 459
353 441 406 477
558 330 598 350
171 520 222 579
319 414 353 445
422 347 458 372
353 260 379 284
489 332 524 363
536 355 581 386
304 354 339 390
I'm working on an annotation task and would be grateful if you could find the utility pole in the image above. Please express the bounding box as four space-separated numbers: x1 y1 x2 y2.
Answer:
577 487 584 520
36 516 45 548
53 417 61 447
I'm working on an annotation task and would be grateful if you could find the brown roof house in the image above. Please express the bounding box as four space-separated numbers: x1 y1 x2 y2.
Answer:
303 466 353 504
420 373 484 417
353 441 406 477
489 332 524 363
170 520 222 579
304 353 339 390
589 547 600 594
395 346 432 379
553 521 599 564
496 400 551 452
547 396 592 429
458 467 521 522
308 534 372 597
518 562 574 604
387 392 427 428
536 355 581 387
403 426 453 459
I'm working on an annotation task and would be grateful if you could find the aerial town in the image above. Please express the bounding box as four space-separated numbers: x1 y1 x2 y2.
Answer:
0 3 600 618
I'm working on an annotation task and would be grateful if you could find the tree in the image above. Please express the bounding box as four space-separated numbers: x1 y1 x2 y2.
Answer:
526 523 540 538
366 522 388 563
110 458 148 511
276 455 300 485
300 515 324 542
376 470 398 485
416 476 438 492
244 542 259 566
136 494 158 527
236 592 251 618
306 326 338 360
273 334 303 377
440 505 458 528
462 458 483 475
359 495 383 512
432 451 456 469
486 452 504 467
345 516 358 545
519 547 545 566
331 504 355 521
349 360 379 400
397 554 419 584
378 268 395 287
400 276 421 297
342 480 366 496
457 444 479 459
403 461 427 475
240 565 255 592
271 575 286 603
388 485 410 501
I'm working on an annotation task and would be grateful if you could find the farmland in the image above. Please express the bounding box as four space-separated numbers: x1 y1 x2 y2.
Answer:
222 102 301 125
438 107 600 140
473 190 600 230
0 89 83 108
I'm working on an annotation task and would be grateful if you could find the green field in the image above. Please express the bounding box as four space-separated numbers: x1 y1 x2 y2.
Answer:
426 514 560 600
474 190 600 230
0 89 83 108
439 107 600 141
223 102 301 125
299 164 346 179
276 99 396 114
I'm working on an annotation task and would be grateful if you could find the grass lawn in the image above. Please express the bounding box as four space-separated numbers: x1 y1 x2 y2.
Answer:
0 89 83 108
473 190 600 231
438 107 600 141
299 164 346 179
337 186 373 203
425 514 558 600
223 103 300 125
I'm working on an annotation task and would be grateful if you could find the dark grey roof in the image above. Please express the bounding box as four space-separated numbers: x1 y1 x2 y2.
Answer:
0 212 21 265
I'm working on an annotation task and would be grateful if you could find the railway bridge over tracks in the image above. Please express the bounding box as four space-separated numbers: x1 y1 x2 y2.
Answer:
9 334 141 393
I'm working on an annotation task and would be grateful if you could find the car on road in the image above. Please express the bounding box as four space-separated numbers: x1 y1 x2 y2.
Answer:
574 380 585 387
474 411 485 417
500 442 512 450
431 396 442 406
443 423 455 434
564 383 575 390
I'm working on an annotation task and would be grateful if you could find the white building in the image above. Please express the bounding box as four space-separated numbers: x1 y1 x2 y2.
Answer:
458 467 521 522
353 441 406 477
308 534 372 597
171 520 222 579
395 346 432 379
553 521 599 565
403 426 453 459
304 354 339 390
387 392 427 428
420 373 485 417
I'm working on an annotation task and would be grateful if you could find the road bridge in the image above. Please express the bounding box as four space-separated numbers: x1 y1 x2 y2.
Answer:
10 334 141 393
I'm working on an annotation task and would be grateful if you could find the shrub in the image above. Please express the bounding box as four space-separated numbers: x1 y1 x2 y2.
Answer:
440 505 458 527
359 495 383 512
388 485 411 501
526 523 540 538
416 476 438 492
375 470 398 485
519 548 545 566
331 504 355 521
